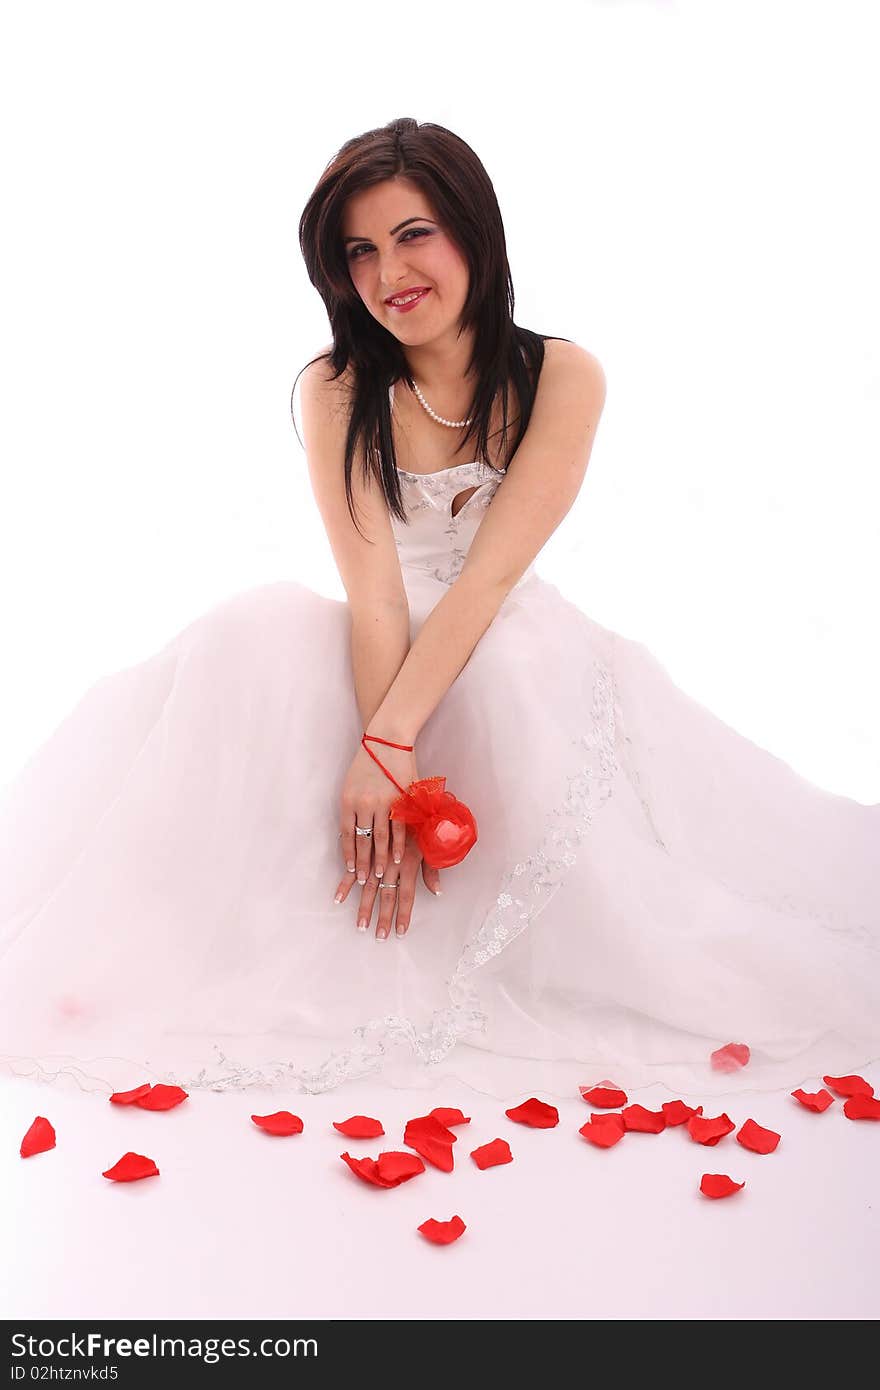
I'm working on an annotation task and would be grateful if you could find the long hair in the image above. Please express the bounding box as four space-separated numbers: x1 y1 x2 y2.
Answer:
291 116 569 539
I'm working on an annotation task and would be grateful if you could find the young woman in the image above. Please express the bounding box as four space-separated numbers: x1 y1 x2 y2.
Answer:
1 117 877 1101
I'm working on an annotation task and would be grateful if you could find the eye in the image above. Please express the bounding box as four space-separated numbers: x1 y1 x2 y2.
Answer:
348 227 431 260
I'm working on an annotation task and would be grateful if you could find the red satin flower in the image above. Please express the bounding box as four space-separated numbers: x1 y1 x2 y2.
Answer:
791 1088 835 1112
404 1115 457 1171
389 777 478 869
700 1173 745 1199
736 1118 781 1154
687 1112 736 1146
622 1104 666 1134
505 1098 559 1129
710 1043 751 1072
823 1074 874 1099
579 1082 628 1108
102 1152 160 1182
109 1083 153 1106
20 1116 56 1158
843 1094 880 1121
251 1111 304 1136
470 1138 513 1170
417 1216 466 1245
662 1100 703 1126
333 1115 385 1138
340 1151 425 1188
134 1084 188 1112
579 1114 626 1149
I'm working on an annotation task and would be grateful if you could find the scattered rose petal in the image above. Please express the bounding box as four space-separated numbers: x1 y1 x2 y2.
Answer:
791 1088 834 1113
687 1112 736 1146
404 1115 457 1172
418 1215 466 1245
134 1084 188 1111
662 1100 703 1126
251 1111 304 1136
843 1094 880 1121
333 1115 384 1138
102 1151 160 1182
20 1116 56 1158
710 1043 751 1073
622 1104 666 1134
579 1115 625 1149
110 1084 153 1106
736 1118 781 1154
700 1173 745 1199
470 1138 513 1170
376 1151 427 1184
340 1151 424 1188
579 1082 628 1108
505 1098 559 1129
823 1074 874 1099
430 1107 471 1127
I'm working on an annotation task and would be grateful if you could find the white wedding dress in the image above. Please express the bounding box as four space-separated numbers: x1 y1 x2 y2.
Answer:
1 384 878 1101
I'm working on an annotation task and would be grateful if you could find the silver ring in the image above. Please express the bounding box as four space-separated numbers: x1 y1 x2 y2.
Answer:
378 881 399 890
354 825 373 837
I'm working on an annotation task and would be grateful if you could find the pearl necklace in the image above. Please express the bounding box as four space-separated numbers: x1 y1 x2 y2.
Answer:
411 379 473 429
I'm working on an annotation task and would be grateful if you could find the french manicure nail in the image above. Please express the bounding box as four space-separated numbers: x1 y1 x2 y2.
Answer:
394 854 402 864
334 891 343 903
433 888 443 896
357 875 366 885
347 861 355 873
357 919 368 932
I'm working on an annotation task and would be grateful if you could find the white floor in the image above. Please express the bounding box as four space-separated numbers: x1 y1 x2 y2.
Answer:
2 1068 877 1321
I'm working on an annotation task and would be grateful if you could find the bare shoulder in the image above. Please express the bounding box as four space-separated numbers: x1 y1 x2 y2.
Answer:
540 337 607 398
300 344 355 426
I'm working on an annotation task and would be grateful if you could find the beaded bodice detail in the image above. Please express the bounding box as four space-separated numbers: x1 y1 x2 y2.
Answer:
388 383 535 589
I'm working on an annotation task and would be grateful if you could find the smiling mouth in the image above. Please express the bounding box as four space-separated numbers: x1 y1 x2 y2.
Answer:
386 289 431 310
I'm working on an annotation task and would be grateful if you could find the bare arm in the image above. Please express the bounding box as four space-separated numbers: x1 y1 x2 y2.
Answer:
365 342 607 745
351 603 412 730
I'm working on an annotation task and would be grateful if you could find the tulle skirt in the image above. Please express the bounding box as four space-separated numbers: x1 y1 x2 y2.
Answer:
1 572 878 1100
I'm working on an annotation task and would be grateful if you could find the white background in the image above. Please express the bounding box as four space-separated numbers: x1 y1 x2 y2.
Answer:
1 0 877 802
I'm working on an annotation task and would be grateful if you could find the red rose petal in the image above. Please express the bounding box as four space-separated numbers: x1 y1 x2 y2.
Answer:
109 1083 153 1106
251 1111 304 1136
736 1118 781 1154
791 1088 835 1112
376 1151 426 1184
333 1115 385 1138
823 1073 874 1099
418 1215 466 1245
505 1098 559 1128
579 1082 628 1108
843 1094 880 1121
340 1150 424 1187
687 1112 736 1146
102 1151 160 1182
134 1084 188 1111
700 1173 745 1199
404 1115 457 1172
20 1116 56 1158
470 1138 513 1170
579 1115 625 1148
662 1100 703 1126
710 1043 751 1073
430 1107 471 1127
622 1104 666 1134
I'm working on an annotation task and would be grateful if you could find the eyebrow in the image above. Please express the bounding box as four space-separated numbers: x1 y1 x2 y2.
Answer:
343 217 436 244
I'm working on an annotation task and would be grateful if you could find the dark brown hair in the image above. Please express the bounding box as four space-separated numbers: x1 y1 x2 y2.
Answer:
291 116 569 538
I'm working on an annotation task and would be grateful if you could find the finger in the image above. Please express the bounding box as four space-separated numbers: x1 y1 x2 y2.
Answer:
421 860 443 897
374 868 401 940
391 818 408 866
355 810 375 885
371 813 391 884
393 862 416 937
333 872 356 904
341 805 357 876
357 873 380 933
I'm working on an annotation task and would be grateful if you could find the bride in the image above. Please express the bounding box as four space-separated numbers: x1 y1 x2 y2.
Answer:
1 116 877 1101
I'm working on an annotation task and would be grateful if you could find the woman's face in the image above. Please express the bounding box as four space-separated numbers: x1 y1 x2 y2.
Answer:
341 176 470 344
